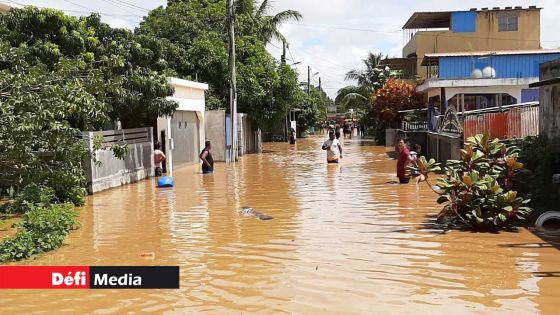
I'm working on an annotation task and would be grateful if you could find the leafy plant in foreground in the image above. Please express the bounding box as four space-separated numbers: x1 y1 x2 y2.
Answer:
0 203 78 261
415 134 532 230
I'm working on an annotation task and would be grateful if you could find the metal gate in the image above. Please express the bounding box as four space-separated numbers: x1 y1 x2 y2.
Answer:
171 111 200 167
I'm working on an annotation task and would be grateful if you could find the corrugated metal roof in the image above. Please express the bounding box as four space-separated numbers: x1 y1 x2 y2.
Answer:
403 11 452 29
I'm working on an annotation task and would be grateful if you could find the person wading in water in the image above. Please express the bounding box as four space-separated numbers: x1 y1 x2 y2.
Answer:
289 128 296 144
200 140 214 174
396 139 414 183
154 142 166 177
322 131 343 164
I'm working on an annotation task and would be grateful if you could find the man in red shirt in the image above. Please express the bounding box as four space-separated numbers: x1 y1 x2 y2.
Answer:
397 139 414 184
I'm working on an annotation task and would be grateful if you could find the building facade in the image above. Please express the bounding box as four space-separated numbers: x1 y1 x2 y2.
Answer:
157 78 208 175
418 50 560 117
381 6 542 79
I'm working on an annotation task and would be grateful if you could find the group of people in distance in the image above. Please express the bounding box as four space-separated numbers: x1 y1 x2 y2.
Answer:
154 129 418 183
153 140 215 177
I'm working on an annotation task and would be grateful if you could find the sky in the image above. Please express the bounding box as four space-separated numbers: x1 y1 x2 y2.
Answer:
2 0 560 98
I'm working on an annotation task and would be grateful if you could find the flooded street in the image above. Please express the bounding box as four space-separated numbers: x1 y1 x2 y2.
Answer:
2 136 559 314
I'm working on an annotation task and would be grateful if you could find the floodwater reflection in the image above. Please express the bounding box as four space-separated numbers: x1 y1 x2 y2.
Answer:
0 136 559 314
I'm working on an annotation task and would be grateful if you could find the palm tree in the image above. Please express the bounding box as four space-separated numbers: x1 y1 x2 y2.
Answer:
237 0 302 45
337 52 389 111
345 52 386 89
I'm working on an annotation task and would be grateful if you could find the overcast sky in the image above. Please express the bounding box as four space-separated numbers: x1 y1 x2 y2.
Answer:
3 0 560 98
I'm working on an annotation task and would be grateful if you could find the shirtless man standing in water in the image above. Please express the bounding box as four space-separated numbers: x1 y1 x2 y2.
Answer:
322 131 343 163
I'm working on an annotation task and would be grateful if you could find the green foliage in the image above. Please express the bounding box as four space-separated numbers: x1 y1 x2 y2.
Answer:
138 0 303 128
0 7 175 198
0 203 78 262
336 53 391 113
0 7 177 129
9 184 56 213
516 135 560 217
0 7 175 261
403 109 427 122
297 85 331 133
416 134 532 230
110 143 129 159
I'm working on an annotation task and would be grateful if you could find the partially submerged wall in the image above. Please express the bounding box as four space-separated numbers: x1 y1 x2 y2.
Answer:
538 60 560 139
83 128 154 194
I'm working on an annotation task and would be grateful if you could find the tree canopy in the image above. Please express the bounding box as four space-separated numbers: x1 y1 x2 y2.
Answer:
138 0 304 129
0 7 177 201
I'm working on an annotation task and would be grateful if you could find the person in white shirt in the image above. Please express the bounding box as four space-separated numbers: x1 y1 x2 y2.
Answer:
322 131 343 163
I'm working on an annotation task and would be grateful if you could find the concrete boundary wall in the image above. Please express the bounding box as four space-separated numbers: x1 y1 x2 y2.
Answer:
205 111 262 162
83 128 154 194
205 110 227 162
427 132 462 163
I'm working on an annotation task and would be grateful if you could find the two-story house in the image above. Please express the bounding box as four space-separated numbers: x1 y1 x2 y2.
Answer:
381 6 542 79
384 6 557 163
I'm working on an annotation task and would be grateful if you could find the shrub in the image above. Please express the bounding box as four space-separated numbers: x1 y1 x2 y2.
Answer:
416 134 532 230
515 135 560 218
7 184 56 213
0 203 78 262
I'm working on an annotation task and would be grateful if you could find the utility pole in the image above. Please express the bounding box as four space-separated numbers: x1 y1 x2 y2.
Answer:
307 65 311 96
281 40 286 64
318 77 322 91
228 0 237 161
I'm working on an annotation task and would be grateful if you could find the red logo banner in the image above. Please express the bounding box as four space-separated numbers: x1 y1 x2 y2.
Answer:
0 266 90 289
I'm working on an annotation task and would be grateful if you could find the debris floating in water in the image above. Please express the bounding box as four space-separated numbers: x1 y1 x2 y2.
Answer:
242 207 273 220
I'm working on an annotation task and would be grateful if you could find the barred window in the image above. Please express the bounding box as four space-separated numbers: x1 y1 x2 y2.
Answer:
498 12 518 32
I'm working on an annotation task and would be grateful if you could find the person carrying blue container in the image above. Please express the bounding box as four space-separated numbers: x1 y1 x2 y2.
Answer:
200 140 214 174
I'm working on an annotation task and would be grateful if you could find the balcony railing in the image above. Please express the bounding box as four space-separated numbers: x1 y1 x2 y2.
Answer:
401 121 428 131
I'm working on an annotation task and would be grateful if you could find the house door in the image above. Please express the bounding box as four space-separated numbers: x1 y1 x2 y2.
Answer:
170 111 200 168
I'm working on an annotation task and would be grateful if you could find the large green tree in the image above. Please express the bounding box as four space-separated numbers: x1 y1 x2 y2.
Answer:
0 7 177 201
138 0 302 128
0 8 177 129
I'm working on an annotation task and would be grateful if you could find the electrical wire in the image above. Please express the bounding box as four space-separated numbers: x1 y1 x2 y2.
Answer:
98 0 144 17
60 0 97 13
111 0 151 12
0 0 141 17
287 22 559 44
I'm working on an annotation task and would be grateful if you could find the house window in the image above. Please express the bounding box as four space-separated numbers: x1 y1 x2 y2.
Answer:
498 12 518 32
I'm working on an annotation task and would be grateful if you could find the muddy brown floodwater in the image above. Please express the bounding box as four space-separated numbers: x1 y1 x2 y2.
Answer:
1 136 559 314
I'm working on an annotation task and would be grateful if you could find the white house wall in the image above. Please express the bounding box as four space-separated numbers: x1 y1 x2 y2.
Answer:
156 78 208 175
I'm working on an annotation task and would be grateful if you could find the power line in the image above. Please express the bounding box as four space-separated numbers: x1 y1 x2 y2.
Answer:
286 22 401 34
111 0 150 12
287 22 559 44
1 0 141 17
61 0 97 13
98 0 143 17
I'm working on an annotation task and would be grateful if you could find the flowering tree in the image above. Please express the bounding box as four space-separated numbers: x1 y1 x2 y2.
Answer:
372 78 423 125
